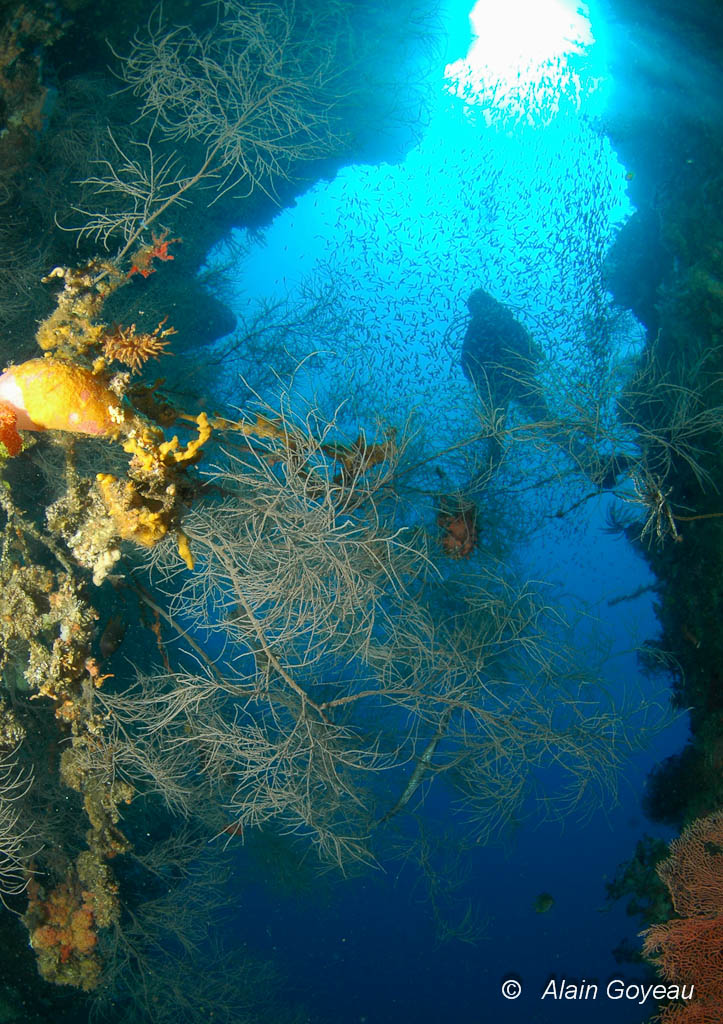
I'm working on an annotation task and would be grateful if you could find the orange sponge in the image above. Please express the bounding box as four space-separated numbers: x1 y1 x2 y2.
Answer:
0 358 127 437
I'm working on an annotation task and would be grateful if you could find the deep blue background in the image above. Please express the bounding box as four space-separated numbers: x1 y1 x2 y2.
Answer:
209 2 690 1020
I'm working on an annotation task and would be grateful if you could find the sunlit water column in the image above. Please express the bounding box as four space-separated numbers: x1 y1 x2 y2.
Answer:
442 1 659 660
213 0 636 488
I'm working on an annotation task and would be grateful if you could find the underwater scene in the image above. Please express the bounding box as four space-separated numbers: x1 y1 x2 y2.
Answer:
0 0 721 1021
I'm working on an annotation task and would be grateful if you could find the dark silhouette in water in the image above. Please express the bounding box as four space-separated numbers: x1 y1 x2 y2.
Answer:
460 288 550 477
461 288 548 423
460 288 635 490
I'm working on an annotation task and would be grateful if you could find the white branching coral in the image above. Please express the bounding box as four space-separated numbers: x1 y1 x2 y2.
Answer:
0 744 37 905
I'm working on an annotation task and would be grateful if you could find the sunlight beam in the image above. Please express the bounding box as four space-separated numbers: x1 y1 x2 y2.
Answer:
445 0 596 125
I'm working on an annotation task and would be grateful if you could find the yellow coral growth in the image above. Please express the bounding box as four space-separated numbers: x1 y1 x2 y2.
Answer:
96 413 212 570
37 262 126 359
96 474 169 549
124 412 211 470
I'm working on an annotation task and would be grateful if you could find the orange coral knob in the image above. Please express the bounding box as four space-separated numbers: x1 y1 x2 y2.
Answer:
0 358 127 438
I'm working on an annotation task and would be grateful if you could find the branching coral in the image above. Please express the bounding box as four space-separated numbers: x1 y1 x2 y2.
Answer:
71 1 344 254
0 562 94 700
0 2 679 1009
641 811 723 1022
102 316 176 372
0 548 129 987
0 240 212 579
0 742 36 905
0 0 437 1008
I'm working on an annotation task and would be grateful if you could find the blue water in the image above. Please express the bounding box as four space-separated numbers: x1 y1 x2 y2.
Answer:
220 491 687 1024
206 2 690 1020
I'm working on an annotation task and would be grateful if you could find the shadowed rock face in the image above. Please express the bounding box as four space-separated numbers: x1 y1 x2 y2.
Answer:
461 288 543 415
